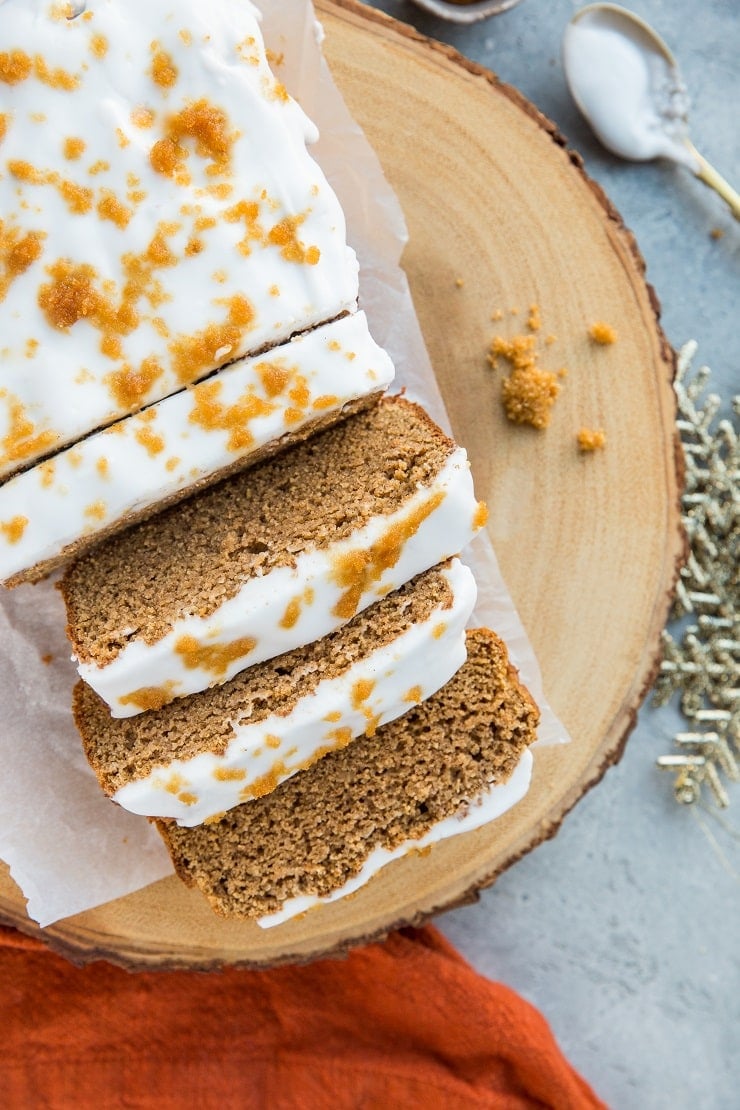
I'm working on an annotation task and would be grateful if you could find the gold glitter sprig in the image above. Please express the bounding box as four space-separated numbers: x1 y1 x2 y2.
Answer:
654 342 739 806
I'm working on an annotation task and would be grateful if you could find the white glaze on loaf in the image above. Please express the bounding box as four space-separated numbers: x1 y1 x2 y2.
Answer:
113 560 477 825
0 0 358 478
0 312 392 583
75 447 486 715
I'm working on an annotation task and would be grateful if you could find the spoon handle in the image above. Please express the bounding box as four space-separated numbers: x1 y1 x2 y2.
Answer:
685 141 740 221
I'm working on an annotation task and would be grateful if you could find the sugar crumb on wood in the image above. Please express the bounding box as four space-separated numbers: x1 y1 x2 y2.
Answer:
577 427 607 453
486 304 562 430
588 321 617 345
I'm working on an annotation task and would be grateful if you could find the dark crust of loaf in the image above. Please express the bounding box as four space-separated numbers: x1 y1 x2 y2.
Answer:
60 396 457 664
74 563 456 794
4 393 382 588
157 628 539 920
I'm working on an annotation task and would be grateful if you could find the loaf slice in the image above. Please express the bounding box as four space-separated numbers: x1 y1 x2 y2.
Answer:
0 312 392 586
73 559 477 826
158 629 539 924
61 397 488 716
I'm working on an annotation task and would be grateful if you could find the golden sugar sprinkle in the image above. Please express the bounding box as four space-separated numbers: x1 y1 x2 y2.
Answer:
90 34 108 59
63 137 86 160
213 767 246 781
0 515 28 544
0 387 58 467
174 633 257 676
119 682 178 712
589 321 617 345
331 492 446 620
0 51 79 90
150 43 178 90
1 222 46 305
577 427 607 453
8 160 93 215
527 304 541 332
487 303 564 430
84 500 106 520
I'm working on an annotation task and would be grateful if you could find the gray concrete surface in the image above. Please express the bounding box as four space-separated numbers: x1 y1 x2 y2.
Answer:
366 2 739 1105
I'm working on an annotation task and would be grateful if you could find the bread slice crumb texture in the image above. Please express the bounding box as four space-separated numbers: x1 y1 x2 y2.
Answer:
62 396 455 662
158 629 539 919
75 564 456 791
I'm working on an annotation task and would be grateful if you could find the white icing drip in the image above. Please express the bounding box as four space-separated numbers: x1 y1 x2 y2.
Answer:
257 747 534 928
0 0 359 478
76 447 486 715
0 311 393 582
113 560 476 825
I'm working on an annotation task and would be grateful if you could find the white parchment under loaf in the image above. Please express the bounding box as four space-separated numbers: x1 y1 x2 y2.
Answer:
0 0 567 928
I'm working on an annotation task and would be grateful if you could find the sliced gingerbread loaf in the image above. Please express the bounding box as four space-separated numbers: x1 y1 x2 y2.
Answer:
157 628 539 924
61 397 487 717
73 559 477 826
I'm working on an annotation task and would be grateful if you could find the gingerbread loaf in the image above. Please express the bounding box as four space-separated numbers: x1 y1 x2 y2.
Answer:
157 629 539 925
73 559 477 826
61 397 488 716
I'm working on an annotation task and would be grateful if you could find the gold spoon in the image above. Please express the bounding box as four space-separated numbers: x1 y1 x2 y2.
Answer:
562 3 740 220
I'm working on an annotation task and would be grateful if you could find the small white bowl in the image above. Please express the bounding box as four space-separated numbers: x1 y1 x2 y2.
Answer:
407 0 524 24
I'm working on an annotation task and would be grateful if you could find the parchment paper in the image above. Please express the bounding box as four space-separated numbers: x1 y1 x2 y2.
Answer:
0 0 568 929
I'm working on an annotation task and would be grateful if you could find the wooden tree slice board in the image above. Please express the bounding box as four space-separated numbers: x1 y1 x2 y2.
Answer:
0 0 683 969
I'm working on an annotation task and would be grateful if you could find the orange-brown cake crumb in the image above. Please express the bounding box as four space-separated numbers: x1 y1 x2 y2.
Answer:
588 321 617 346
709 227 724 241
577 427 606 453
487 333 560 430
489 335 536 372
527 303 541 332
501 367 560 429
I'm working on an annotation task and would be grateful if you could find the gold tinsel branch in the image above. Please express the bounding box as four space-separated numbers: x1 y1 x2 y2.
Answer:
654 342 739 806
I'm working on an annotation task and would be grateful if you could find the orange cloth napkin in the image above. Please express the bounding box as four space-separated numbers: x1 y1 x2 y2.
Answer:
2 921 605 1108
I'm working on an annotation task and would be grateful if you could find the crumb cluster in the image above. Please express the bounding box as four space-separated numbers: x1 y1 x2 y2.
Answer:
487 306 617 449
486 306 562 430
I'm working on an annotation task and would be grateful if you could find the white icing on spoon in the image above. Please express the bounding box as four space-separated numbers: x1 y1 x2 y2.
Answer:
563 3 740 219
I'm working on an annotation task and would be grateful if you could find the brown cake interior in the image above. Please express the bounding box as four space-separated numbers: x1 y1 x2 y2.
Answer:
7 391 380 588
158 629 539 920
74 563 456 794
61 396 455 664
